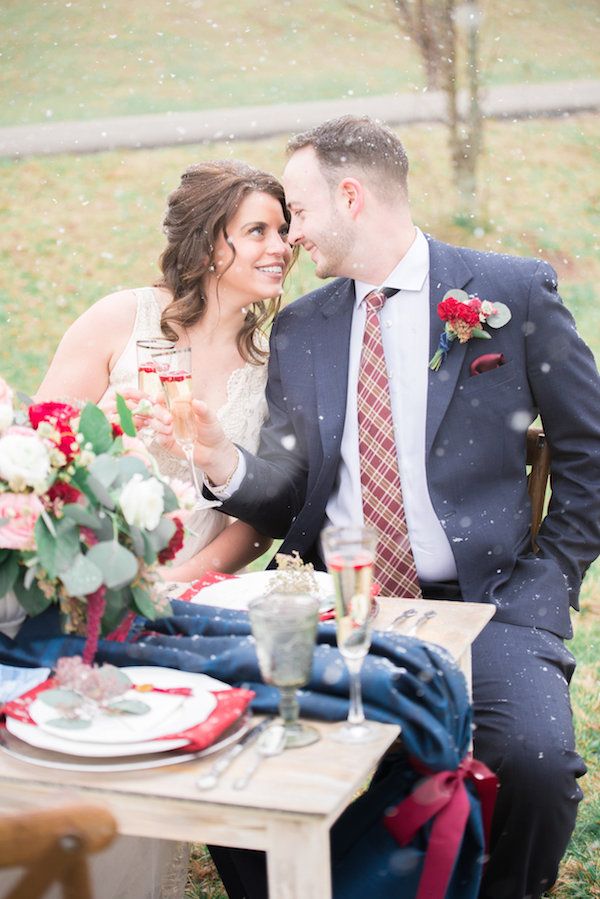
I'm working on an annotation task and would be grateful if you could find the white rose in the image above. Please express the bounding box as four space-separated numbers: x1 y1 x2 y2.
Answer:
0 403 13 434
0 428 51 491
119 473 165 531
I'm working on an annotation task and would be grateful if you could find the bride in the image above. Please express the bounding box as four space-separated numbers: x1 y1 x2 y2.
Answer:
37 160 292 582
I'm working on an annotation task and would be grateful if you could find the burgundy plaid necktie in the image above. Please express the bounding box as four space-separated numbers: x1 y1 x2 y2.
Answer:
357 287 422 598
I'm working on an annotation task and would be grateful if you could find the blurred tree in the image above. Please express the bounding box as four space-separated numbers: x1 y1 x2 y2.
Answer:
346 0 484 222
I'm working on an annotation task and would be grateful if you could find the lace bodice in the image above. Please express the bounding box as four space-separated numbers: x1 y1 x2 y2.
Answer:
108 287 269 561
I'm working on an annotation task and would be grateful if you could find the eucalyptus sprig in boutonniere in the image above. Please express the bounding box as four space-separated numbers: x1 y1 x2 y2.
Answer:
429 289 511 371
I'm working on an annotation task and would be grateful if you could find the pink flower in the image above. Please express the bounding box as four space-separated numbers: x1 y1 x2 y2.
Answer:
0 492 44 550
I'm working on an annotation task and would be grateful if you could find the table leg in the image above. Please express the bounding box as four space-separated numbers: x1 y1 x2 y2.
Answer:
266 819 331 899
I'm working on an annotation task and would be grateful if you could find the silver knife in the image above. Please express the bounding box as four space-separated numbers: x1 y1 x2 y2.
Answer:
195 716 274 790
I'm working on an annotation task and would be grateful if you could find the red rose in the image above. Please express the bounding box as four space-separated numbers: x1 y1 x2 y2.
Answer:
438 297 480 328
29 402 79 428
158 516 185 564
47 481 82 505
111 422 124 438
28 402 80 463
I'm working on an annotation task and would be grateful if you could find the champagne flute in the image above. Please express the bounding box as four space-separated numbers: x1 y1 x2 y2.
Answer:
249 592 321 748
321 525 379 743
152 345 205 503
135 338 175 441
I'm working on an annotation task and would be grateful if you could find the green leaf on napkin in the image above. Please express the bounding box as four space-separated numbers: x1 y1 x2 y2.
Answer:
46 717 91 730
106 699 150 715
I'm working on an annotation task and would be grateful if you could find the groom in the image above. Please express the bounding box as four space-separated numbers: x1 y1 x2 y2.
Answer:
192 116 600 898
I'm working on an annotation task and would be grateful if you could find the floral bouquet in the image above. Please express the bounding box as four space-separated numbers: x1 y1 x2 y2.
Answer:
0 376 185 663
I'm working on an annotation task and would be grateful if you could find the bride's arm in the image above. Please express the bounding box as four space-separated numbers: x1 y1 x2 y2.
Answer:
35 290 137 402
160 519 273 583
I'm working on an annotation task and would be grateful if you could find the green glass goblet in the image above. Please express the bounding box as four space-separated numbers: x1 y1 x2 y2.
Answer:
248 592 320 749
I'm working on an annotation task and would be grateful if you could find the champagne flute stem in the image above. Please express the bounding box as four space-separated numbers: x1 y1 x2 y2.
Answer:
182 443 204 499
346 661 366 726
278 685 299 731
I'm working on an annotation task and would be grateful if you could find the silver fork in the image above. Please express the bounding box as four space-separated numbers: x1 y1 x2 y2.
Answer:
405 610 437 635
386 608 417 632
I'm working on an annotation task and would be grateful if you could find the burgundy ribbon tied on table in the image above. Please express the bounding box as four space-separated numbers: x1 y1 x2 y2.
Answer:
469 352 506 376
383 754 498 899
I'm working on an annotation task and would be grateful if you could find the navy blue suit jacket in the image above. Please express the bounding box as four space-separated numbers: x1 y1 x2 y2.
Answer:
217 238 600 638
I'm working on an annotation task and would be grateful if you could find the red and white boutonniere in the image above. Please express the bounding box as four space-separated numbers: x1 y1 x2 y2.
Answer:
429 289 511 371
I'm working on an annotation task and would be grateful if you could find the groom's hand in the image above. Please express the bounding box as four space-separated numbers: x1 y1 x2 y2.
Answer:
191 399 239 486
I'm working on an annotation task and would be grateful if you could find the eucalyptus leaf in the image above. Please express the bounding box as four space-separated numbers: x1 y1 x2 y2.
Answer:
106 699 150 715
162 483 179 515
131 584 172 620
116 394 137 437
146 517 176 554
63 503 104 530
442 288 470 304
0 554 19 597
35 515 79 580
78 403 113 454
85 473 116 510
128 525 146 559
46 717 91 730
116 456 151 484
89 454 120 489
101 588 133 635
471 328 492 340
486 301 512 329
13 575 52 616
39 688 81 709
60 553 103 596
86 541 138 589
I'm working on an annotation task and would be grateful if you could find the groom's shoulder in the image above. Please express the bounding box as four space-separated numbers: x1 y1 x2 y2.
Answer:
428 235 554 281
278 278 351 322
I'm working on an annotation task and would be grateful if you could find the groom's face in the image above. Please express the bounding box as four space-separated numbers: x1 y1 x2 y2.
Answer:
283 147 355 279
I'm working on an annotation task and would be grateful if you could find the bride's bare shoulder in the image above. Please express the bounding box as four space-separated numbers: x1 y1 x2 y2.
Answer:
66 288 139 337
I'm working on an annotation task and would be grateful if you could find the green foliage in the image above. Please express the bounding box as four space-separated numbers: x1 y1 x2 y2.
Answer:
1 0 599 127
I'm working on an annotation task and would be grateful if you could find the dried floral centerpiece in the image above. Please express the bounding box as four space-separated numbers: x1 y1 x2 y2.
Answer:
266 551 321 596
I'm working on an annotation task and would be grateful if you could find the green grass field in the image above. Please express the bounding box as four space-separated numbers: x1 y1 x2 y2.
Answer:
1 0 599 126
0 112 597 897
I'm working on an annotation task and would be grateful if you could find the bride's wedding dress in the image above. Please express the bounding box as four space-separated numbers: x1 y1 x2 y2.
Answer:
108 287 269 563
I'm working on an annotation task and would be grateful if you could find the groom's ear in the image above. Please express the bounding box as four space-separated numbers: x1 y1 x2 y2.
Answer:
338 178 364 218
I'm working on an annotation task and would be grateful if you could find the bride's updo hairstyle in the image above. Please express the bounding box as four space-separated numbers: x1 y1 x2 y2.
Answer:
158 160 291 364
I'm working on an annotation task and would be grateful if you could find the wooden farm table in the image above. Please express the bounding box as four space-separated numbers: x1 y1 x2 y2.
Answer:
0 599 494 898
374 597 495 694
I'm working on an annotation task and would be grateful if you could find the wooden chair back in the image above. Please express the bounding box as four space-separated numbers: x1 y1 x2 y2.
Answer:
526 425 551 549
0 803 117 899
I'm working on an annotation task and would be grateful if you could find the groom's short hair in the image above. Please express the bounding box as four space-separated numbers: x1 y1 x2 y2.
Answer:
287 115 409 200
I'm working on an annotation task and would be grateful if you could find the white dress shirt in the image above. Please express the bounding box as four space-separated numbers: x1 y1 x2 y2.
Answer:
212 228 457 583
323 228 457 583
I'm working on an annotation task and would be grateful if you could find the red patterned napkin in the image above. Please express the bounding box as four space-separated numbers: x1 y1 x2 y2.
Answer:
153 687 254 751
2 678 254 753
176 569 237 602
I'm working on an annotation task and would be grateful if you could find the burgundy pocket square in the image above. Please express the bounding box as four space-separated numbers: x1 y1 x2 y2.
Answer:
470 353 506 376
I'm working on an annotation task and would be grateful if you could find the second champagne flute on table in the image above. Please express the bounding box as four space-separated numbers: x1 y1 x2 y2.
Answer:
152 345 205 503
321 525 379 744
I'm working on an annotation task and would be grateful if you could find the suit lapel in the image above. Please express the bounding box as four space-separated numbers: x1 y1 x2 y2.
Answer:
425 239 474 456
312 279 354 454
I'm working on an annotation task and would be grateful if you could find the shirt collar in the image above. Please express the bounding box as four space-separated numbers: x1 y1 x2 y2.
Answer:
353 227 429 308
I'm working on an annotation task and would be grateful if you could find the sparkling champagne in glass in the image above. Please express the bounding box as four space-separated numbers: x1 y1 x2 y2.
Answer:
321 525 379 743
135 338 175 440
153 345 204 502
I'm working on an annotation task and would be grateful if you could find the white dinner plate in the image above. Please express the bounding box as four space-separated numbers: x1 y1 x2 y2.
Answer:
8 668 230 757
190 570 334 611
0 714 252 772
